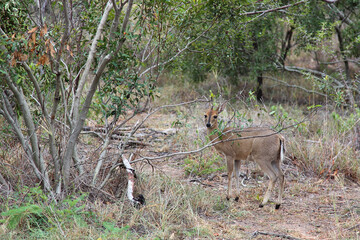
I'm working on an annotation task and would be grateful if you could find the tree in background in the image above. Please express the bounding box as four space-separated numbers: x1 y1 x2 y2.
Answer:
175 0 359 104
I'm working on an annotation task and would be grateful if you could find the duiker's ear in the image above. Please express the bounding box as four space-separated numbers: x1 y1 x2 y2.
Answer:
216 101 228 113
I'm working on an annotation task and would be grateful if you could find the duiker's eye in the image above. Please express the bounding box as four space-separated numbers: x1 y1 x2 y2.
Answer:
213 116 217 119
204 115 207 118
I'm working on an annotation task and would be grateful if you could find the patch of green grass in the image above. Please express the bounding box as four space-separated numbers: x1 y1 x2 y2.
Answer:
212 196 230 213
183 153 225 176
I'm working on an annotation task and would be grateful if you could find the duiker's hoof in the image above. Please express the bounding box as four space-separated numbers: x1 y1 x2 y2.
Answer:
275 204 281 210
234 196 239 202
259 204 264 208
226 196 230 201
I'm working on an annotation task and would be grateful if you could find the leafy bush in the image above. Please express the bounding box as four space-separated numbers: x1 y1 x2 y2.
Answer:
331 108 360 133
0 187 94 236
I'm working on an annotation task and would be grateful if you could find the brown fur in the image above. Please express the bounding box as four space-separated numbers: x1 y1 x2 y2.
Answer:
205 103 285 209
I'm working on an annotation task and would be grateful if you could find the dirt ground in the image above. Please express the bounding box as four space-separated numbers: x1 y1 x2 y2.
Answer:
155 157 360 240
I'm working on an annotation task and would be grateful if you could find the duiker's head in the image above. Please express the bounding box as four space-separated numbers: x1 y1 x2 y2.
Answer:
204 102 226 129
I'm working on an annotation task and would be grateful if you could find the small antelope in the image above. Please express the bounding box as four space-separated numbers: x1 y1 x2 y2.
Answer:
204 102 285 209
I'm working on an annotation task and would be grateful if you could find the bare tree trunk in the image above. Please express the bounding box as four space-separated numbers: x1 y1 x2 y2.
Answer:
122 154 145 206
1 71 52 194
256 74 263 102
22 62 62 192
335 27 350 82
71 1 113 124
252 40 263 102
335 26 355 106
280 26 294 66
62 0 134 190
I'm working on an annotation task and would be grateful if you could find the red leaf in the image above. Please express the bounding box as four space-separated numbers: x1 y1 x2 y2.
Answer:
40 24 47 37
28 26 38 34
38 54 49 65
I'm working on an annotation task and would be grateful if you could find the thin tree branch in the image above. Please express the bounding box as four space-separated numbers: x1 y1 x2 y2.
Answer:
139 19 216 78
282 65 345 89
264 76 327 97
241 1 306 16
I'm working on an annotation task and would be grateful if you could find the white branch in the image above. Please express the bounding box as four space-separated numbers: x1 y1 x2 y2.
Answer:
122 154 144 206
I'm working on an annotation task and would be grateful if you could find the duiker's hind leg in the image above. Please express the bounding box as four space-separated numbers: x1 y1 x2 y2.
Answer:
276 173 285 209
272 161 285 209
234 160 241 201
257 161 277 208
226 156 234 200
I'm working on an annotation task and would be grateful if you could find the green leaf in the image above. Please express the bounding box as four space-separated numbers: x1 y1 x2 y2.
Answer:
307 104 322 110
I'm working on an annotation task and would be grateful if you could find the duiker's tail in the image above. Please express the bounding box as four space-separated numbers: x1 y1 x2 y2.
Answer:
280 137 285 163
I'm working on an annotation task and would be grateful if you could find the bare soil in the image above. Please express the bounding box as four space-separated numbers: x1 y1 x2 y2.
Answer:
155 157 360 240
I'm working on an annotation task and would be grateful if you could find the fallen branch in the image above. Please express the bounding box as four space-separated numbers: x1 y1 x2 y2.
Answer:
81 125 174 144
250 230 303 240
189 178 214 187
122 154 145 206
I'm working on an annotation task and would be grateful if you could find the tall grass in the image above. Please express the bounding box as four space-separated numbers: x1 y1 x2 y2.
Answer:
289 108 360 181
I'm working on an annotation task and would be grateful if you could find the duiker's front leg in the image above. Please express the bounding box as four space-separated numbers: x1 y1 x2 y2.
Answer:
226 156 234 200
234 160 241 201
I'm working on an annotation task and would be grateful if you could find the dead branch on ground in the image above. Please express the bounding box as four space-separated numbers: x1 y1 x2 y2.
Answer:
250 230 303 240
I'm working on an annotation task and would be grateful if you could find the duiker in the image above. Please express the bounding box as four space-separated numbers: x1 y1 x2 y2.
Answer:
204 103 285 209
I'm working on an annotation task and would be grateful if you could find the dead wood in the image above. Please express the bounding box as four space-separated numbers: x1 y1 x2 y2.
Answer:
122 154 145 206
250 230 303 240
82 125 175 147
